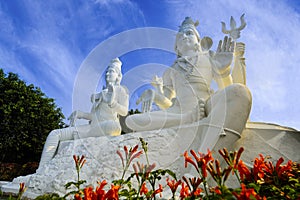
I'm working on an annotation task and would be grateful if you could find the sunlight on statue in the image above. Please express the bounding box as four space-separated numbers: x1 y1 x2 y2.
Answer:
126 17 252 134
39 58 129 168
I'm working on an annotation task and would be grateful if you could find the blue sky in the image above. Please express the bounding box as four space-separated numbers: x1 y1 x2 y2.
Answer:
0 0 299 130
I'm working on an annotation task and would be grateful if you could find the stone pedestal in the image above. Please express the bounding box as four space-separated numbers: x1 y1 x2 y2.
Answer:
1 122 299 199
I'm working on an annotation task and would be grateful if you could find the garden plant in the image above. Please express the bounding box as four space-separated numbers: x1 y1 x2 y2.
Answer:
3 138 299 200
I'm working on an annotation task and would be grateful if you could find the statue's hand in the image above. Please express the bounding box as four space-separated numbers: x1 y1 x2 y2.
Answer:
68 111 78 127
150 75 163 94
136 89 155 113
214 36 235 70
103 84 116 106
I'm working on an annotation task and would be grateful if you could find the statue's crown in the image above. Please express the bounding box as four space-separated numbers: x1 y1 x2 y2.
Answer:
179 17 199 32
108 57 122 72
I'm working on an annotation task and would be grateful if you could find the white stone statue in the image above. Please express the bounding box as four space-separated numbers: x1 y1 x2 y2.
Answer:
38 58 129 168
125 17 252 135
2 17 299 199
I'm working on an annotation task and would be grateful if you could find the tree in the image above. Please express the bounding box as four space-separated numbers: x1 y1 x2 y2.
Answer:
0 69 65 164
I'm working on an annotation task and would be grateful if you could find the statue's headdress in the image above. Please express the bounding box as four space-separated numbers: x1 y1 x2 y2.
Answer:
179 17 199 32
175 17 201 55
108 57 122 73
178 17 200 41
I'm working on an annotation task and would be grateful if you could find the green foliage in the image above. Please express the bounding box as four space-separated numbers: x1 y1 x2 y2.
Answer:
34 193 65 200
0 69 65 164
0 162 38 181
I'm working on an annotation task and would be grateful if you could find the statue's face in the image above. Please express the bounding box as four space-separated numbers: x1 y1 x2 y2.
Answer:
106 67 118 83
176 27 199 54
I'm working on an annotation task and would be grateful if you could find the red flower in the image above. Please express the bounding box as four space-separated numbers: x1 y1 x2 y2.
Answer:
152 184 163 198
73 155 86 171
74 193 82 200
232 183 260 200
95 180 107 199
18 182 26 194
182 176 202 198
234 147 244 169
264 157 294 183
237 160 251 181
117 145 143 170
274 157 293 179
166 178 181 194
184 149 213 178
210 186 222 195
140 182 149 195
83 186 94 200
183 151 198 171
219 147 244 170
179 182 190 199
105 184 120 200
252 154 266 181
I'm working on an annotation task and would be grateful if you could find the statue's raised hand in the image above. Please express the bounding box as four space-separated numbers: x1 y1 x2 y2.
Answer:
68 111 78 127
136 89 155 113
103 83 116 106
214 36 235 70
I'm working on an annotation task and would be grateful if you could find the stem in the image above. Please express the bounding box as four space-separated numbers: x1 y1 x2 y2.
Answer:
77 168 80 190
234 169 241 184
202 180 209 199
136 182 142 198
121 158 130 180
145 152 150 167
198 171 209 199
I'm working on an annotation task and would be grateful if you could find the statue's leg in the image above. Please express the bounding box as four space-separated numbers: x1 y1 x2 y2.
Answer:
82 120 122 137
38 127 76 168
125 110 194 132
204 83 252 134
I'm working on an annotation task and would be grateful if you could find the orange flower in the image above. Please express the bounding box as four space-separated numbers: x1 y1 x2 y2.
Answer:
183 151 198 171
234 147 244 169
152 184 163 198
73 155 86 171
118 145 143 169
237 160 251 181
252 154 266 181
193 188 202 196
95 180 107 199
264 157 294 184
83 186 94 200
184 149 213 178
74 193 82 200
219 147 244 170
105 184 120 200
232 183 260 200
179 182 190 199
18 182 26 194
182 176 202 198
166 178 181 194
210 186 222 195
140 182 149 195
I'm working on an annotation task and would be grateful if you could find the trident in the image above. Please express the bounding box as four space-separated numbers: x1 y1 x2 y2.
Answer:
221 14 246 41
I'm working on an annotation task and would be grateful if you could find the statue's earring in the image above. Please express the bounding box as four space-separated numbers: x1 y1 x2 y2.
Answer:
194 43 200 52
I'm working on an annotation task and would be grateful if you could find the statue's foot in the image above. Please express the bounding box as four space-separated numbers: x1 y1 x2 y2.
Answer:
190 98 206 122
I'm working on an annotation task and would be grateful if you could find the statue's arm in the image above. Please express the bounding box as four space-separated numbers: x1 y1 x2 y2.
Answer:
136 73 174 112
151 73 174 109
154 86 174 109
211 36 235 89
68 110 92 126
231 42 246 85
